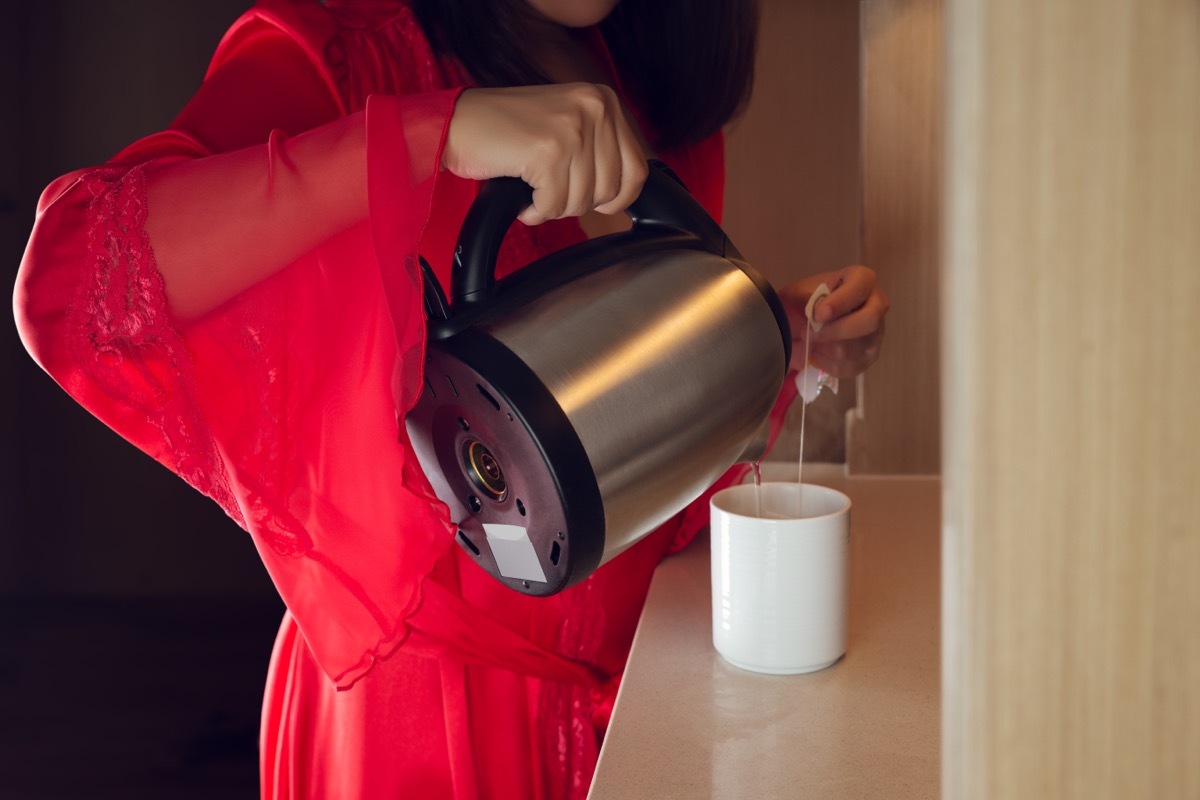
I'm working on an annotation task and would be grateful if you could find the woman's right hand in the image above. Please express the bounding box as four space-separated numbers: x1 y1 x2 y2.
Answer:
443 83 649 226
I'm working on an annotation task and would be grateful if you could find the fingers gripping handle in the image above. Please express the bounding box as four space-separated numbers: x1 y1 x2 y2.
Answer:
449 160 725 307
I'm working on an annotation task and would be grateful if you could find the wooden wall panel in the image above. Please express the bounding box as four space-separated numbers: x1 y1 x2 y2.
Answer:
723 0 862 464
942 0 1200 797
854 0 944 474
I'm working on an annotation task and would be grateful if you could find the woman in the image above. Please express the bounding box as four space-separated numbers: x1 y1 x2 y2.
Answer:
14 0 887 796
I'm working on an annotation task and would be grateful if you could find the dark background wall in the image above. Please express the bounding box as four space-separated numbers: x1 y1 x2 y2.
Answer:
1 3 284 797
2 0 277 599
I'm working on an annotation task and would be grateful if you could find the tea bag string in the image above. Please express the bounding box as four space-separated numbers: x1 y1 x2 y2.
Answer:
796 282 833 517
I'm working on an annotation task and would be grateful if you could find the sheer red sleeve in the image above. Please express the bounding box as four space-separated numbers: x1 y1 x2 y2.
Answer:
14 11 465 689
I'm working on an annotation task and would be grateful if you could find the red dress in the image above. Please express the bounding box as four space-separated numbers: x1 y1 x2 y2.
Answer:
14 1 790 797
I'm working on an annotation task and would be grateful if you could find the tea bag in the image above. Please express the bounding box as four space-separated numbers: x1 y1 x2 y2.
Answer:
796 282 839 404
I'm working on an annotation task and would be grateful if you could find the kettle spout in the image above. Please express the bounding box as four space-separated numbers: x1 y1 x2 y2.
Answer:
735 417 772 464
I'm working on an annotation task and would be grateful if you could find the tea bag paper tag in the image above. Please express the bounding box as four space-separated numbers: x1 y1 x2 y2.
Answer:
805 282 832 333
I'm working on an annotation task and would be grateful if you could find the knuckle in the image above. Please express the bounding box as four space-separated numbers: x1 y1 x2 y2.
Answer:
594 181 620 206
533 134 568 162
568 83 617 124
529 185 567 221
568 82 609 109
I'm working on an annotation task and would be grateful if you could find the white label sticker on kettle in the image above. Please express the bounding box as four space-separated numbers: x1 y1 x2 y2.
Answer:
483 523 547 583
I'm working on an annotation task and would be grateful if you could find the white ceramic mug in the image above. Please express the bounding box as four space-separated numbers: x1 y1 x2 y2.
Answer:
710 482 851 675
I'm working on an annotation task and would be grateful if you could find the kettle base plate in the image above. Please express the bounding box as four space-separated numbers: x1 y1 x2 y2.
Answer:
404 335 604 596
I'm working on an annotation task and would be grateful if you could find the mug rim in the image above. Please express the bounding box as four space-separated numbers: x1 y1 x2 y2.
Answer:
710 481 851 522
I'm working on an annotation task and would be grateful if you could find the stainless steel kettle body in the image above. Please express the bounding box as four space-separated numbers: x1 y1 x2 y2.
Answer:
405 162 791 595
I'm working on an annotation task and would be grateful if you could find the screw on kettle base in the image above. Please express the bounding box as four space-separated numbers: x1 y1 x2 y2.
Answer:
457 417 470 431
516 499 526 516
468 495 482 513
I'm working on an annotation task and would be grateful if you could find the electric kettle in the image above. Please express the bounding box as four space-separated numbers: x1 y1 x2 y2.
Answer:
406 162 791 595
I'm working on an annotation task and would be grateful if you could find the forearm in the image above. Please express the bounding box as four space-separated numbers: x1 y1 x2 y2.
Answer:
144 111 367 321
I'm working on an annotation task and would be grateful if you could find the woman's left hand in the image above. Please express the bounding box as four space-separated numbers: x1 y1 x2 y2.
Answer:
778 265 889 378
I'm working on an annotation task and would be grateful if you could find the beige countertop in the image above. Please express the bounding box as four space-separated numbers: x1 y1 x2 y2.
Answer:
588 466 941 800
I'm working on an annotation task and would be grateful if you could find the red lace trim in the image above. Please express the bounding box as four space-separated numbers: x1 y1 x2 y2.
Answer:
71 165 246 529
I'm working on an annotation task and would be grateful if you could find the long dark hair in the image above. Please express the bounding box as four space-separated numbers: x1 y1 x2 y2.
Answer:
411 0 760 151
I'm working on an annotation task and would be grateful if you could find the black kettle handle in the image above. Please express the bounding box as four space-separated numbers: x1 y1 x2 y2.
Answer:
449 159 731 307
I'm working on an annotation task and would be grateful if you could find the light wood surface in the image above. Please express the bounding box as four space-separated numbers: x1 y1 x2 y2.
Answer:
853 0 944 474
942 1 1200 797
